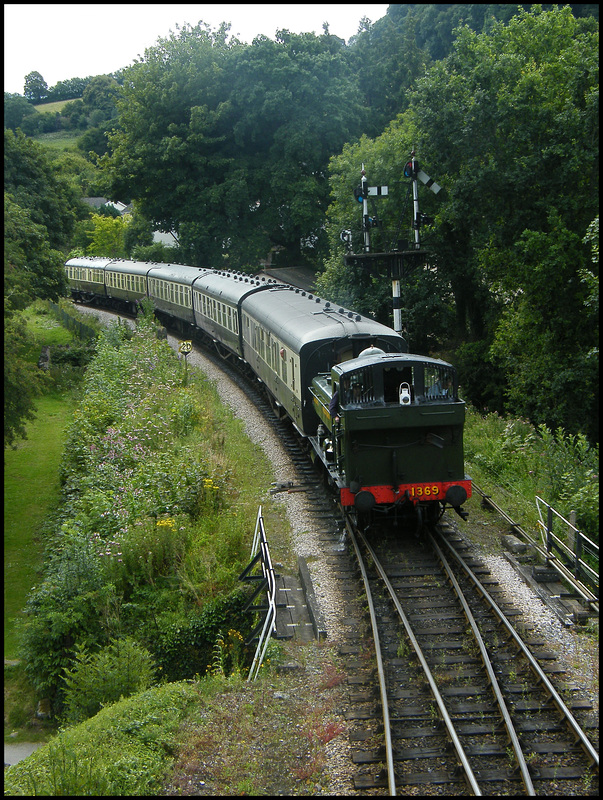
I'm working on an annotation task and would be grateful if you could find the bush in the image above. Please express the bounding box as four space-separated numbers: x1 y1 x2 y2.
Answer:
4 682 200 796
62 637 156 724
464 407 599 539
149 589 251 682
17 537 113 702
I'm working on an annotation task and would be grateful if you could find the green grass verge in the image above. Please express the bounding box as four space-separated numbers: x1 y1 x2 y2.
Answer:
4 302 78 658
4 394 73 658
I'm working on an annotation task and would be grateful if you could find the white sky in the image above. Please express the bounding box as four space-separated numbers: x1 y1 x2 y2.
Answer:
4 4 390 96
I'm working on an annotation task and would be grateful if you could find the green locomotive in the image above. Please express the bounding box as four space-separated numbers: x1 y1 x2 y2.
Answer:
310 346 471 523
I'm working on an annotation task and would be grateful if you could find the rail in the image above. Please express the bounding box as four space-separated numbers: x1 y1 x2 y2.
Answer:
436 530 600 771
345 517 397 795
353 522 485 796
239 506 278 681
428 531 535 795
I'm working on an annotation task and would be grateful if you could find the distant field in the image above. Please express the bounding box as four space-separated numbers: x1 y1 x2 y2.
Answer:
31 130 81 150
33 98 79 113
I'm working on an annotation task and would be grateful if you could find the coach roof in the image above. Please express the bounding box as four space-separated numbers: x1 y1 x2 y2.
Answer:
241 283 406 353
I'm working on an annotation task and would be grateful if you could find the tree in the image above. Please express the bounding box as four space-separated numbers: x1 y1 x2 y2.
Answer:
4 308 44 449
4 129 78 250
4 131 82 448
23 71 48 103
86 214 130 258
223 29 366 267
409 6 599 435
320 6 598 439
82 75 120 114
4 92 37 131
103 22 365 268
48 75 90 101
4 193 67 308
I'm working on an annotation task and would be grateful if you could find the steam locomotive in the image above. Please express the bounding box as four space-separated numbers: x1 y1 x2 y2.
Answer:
66 256 471 524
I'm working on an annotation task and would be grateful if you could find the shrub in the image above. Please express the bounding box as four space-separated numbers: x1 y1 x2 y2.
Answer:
464 407 599 539
62 637 156 724
4 682 199 796
149 589 251 682
17 537 114 702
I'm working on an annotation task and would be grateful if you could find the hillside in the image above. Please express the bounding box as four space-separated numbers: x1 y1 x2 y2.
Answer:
33 99 78 113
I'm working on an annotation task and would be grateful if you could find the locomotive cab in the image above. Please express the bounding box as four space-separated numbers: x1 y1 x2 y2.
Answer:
310 349 471 520
328 349 459 413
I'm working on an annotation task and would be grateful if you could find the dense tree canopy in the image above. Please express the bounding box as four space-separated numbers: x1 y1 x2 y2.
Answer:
320 6 598 439
4 4 599 442
4 131 82 447
102 22 365 268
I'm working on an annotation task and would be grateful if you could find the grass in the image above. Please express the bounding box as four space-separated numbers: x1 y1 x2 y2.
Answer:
5 644 349 796
4 681 200 795
4 398 73 659
30 130 81 151
33 100 78 113
4 303 77 658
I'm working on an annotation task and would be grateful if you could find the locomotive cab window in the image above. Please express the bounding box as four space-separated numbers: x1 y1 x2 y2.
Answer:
424 365 455 400
384 364 415 404
340 365 375 406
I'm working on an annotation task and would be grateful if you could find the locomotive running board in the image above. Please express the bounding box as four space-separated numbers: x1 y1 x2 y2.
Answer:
307 435 346 489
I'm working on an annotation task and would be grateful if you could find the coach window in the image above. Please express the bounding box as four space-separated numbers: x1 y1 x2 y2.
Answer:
259 328 265 359
281 349 288 382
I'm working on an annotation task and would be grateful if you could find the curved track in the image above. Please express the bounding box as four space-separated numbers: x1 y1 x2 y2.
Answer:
75 303 598 795
345 515 598 795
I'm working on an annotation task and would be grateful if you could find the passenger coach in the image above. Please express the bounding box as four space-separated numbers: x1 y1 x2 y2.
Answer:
105 259 157 313
148 263 210 327
65 256 111 303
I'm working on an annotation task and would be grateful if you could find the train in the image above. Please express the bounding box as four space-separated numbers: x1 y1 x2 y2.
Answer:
65 256 471 525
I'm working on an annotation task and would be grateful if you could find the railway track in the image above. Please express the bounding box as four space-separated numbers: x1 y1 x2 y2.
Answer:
75 304 598 794
344 515 598 795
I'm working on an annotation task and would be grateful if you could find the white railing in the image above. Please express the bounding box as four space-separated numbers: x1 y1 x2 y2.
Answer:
240 506 278 680
536 496 599 600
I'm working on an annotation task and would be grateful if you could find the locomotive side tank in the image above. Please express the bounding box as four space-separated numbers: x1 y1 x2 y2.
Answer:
310 347 471 518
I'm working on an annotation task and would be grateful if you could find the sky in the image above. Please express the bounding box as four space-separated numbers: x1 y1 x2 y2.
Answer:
4 4 390 96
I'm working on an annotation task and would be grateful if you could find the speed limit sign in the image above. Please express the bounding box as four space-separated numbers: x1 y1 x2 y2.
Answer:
178 340 192 354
